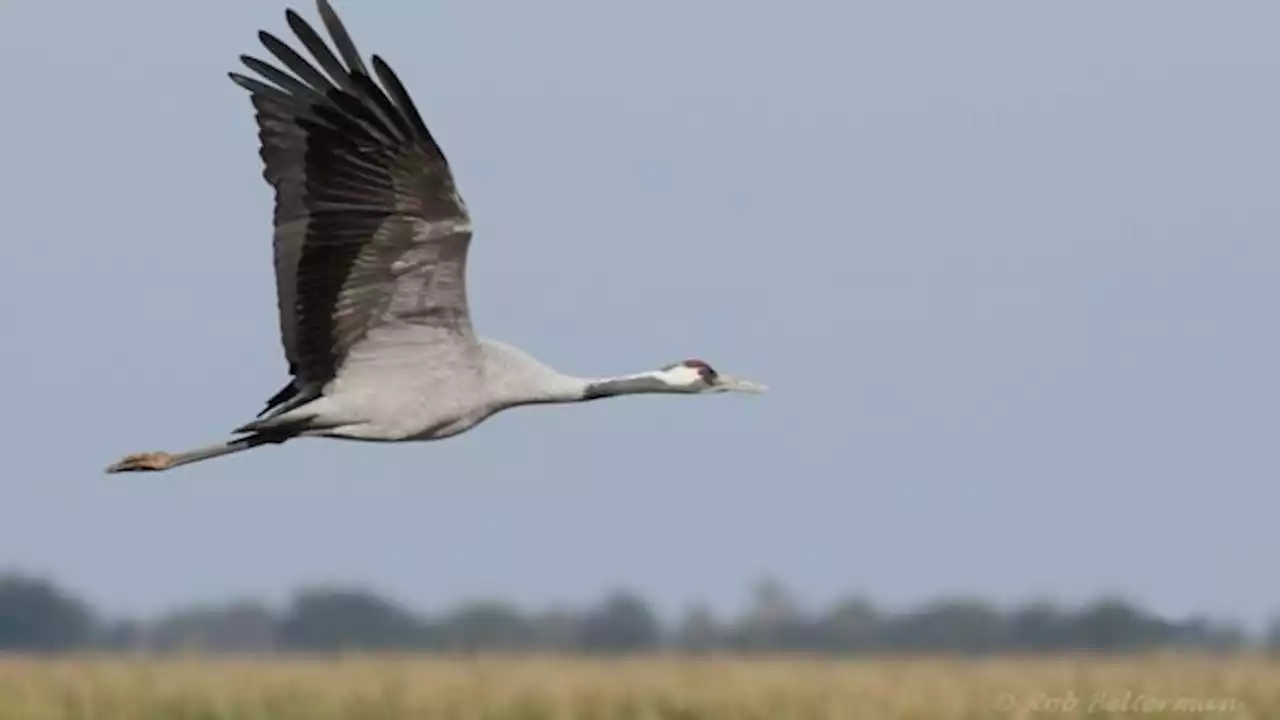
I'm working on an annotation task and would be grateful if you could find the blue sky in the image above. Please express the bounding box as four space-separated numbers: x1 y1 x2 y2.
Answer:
1 0 1278 627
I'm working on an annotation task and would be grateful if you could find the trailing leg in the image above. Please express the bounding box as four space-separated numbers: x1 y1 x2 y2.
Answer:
105 429 295 473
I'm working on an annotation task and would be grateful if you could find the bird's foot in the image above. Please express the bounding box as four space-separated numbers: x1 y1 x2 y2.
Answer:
105 452 173 473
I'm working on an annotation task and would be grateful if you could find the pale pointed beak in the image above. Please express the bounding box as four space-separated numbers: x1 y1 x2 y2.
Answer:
715 374 768 394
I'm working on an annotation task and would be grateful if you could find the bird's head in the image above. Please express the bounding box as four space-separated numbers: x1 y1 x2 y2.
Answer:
653 359 768 394
580 358 766 400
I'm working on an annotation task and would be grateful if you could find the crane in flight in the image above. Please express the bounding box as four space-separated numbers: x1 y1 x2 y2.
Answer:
107 0 765 474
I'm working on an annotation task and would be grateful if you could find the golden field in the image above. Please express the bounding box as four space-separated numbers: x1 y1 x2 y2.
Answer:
0 654 1275 720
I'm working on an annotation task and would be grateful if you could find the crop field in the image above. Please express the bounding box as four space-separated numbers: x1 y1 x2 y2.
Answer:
0 654 1275 719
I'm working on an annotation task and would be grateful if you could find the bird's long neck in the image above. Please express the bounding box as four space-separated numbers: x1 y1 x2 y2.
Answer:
480 339 671 406
579 372 670 401
506 369 671 406
491 368 665 409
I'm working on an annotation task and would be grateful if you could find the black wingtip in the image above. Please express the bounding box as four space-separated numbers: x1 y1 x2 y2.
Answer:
314 0 370 78
284 8 311 37
257 30 275 48
227 72 261 95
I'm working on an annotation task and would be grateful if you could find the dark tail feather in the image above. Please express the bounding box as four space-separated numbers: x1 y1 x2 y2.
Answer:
259 380 301 417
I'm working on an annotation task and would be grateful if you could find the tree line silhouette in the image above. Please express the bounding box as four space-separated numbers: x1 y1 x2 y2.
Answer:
2 572 1275 654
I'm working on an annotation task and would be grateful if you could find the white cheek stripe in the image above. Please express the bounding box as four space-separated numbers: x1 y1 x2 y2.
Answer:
658 365 704 387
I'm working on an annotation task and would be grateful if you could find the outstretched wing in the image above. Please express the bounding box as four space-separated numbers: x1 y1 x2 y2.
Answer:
230 0 474 416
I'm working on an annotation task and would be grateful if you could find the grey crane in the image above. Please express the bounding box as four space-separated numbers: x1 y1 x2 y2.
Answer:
106 0 764 474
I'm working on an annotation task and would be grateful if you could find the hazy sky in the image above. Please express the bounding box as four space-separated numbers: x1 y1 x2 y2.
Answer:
2 0 1278 627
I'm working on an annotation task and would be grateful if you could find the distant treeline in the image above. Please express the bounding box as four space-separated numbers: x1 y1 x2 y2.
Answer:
1 572 1276 654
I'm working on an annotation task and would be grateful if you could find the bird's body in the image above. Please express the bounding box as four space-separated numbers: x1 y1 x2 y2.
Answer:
258 339 582 443
107 0 763 474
